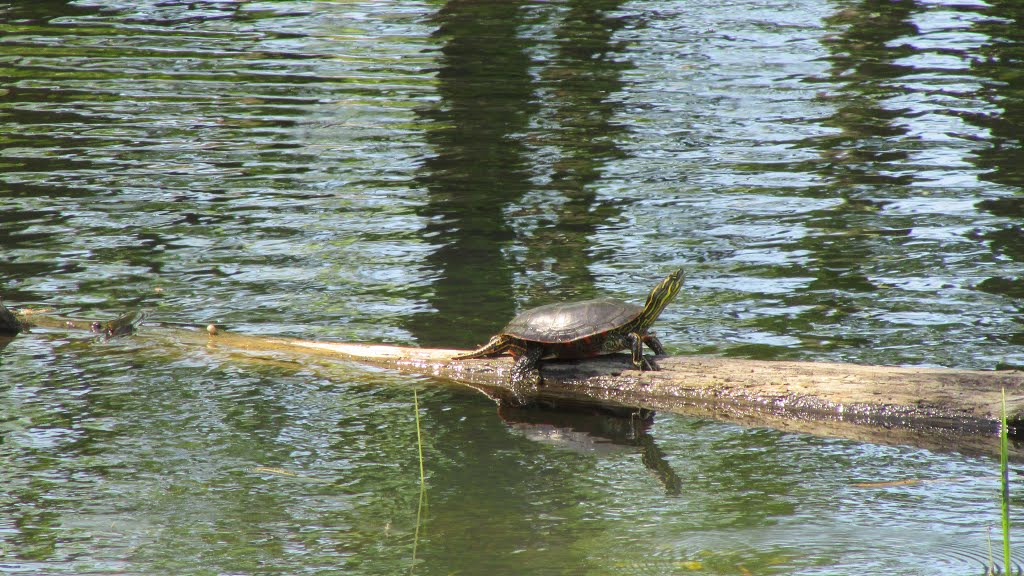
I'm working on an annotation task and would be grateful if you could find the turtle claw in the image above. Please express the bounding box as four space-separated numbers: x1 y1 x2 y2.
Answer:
499 385 537 408
638 354 659 372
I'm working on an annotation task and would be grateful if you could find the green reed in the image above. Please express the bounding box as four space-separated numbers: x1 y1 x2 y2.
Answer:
411 389 428 574
1001 388 1011 574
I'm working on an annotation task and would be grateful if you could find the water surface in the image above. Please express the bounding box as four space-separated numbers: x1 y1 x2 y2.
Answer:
2 0 1024 574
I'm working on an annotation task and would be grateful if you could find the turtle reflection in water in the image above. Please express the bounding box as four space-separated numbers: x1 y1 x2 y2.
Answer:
453 269 683 402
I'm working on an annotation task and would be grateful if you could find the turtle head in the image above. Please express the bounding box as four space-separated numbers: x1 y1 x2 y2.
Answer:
638 268 684 328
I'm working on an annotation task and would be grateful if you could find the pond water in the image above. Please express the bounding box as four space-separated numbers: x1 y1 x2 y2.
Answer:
2 0 1024 574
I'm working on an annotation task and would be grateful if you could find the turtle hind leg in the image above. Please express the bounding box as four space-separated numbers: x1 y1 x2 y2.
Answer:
452 335 512 360
507 343 544 406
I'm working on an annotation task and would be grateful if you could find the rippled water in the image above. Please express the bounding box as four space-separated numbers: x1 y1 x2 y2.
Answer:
2 0 1024 574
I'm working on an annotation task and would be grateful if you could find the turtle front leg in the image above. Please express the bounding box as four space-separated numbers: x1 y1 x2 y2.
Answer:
508 343 544 405
627 332 656 371
643 333 667 356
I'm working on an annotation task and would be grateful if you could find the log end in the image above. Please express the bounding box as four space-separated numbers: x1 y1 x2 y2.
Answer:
0 301 24 336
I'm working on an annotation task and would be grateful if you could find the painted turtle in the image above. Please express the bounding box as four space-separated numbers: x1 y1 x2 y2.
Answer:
453 269 683 400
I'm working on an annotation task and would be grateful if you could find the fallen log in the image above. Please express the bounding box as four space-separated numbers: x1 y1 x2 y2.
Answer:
219 335 1024 456
8 306 1024 459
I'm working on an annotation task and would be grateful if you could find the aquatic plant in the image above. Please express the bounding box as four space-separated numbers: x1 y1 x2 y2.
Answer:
1001 389 1011 574
411 388 428 574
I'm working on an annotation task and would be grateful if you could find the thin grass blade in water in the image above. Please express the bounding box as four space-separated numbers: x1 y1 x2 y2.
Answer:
1002 388 1011 573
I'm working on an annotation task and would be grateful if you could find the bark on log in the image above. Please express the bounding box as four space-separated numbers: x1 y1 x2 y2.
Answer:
267 339 1024 443
8 306 1024 459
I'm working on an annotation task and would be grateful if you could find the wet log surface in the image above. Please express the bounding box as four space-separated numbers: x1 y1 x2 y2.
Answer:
8 306 1024 459
263 338 1024 458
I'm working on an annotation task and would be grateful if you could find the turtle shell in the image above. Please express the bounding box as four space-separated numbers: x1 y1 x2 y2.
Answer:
502 297 643 344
